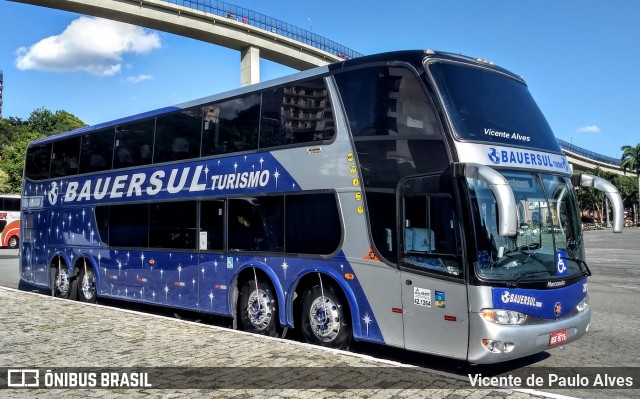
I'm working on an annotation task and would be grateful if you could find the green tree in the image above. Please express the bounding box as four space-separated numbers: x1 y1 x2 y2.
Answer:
0 107 86 193
620 144 640 225
0 170 11 193
0 127 44 193
27 107 85 136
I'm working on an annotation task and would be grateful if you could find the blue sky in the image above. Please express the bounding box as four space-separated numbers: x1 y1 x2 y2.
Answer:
1 0 638 159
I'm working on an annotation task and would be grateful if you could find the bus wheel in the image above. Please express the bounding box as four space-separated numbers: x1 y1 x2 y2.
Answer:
52 265 71 299
300 285 351 349
78 265 97 303
7 236 18 249
238 280 278 336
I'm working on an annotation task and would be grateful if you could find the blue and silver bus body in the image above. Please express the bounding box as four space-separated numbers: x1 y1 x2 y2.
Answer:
20 50 613 364
20 72 392 345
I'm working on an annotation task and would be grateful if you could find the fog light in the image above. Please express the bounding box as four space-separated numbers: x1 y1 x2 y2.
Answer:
502 342 515 352
482 339 502 352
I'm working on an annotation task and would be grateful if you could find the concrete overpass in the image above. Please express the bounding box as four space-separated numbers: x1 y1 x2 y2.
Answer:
557 138 636 177
7 0 635 181
9 0 362 86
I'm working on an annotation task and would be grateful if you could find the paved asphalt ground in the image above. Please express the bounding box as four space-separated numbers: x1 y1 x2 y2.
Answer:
0 229 639 398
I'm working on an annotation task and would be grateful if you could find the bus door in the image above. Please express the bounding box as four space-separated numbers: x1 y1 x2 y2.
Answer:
198 200 228 315
398 173 469 359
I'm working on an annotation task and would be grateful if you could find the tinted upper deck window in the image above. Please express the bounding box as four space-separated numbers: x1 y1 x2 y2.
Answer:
260 78 334 148
114 119 155 169
25 143 52 180
335 66 441 138
79 128 114 174
201 94 260 156
154 107 202 163
50 136 81 178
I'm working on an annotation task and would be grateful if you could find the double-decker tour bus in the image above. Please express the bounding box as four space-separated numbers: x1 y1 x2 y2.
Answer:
0 194 21 248
20 50 624 363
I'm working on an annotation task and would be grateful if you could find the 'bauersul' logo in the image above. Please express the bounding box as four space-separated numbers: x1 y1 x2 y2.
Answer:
48 182 59 205
488 148 500 164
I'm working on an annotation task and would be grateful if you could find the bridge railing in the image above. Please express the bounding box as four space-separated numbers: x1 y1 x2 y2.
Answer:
557 138 621 167
163 0 363 60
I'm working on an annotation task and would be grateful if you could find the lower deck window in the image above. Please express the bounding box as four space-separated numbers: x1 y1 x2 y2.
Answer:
93 192 342 255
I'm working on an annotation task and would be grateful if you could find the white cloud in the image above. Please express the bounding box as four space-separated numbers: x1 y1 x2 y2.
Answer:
577 125 601 133
125 74 153 84
15 17 161 76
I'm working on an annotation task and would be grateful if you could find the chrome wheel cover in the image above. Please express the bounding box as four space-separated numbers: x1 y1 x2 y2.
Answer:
81 269 96 300
55 268 70 296
247 288 273 330
308 296 341 342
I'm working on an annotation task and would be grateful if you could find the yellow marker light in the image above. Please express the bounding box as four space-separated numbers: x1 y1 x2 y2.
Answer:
149 259 155 265
480 310 495 323
344 273 355 280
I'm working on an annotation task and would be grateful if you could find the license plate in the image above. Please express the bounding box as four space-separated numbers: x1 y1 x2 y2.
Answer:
549 329 568 345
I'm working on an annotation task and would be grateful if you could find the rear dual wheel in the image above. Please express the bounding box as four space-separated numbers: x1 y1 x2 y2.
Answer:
300 284 351 350
52 264 71 299
238 280 278 337
77 264 97 303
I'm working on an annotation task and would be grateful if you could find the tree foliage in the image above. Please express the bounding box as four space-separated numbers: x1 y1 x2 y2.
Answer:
620 143 640 224
0 107 85 193
27 107 86 136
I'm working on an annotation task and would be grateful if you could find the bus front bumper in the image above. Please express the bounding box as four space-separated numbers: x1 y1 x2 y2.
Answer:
467 307 591 364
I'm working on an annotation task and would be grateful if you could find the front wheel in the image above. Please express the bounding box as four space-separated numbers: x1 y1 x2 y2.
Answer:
238 279 278 337
77 264 97 303
7 236 18 249
300 285 351 349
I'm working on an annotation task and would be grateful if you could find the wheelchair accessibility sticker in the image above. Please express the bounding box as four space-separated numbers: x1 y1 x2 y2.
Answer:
556 250 568 277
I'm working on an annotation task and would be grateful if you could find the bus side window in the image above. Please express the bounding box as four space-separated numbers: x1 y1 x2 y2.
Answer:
50 136 81 178
260 78 334 149
149 201 197 249
79 128 114 174
114 119 154 169
201 95 260 157
228 197 284 252
154 107 202 163
200 200 224 251
25 143 52 180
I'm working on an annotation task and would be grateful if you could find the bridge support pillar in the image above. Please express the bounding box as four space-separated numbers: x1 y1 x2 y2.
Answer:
240 46 260 87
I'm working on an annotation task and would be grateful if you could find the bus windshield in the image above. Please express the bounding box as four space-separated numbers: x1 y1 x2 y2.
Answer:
428 61 561 153
468 171 585 283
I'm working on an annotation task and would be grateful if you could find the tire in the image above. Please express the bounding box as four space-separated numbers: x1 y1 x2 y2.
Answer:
7 236 18 249
238 279 279 337
77 264 97 303
300 284 351 349
52 263 71 299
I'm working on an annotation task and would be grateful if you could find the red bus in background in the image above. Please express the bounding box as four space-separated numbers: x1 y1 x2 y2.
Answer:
0 194 21 248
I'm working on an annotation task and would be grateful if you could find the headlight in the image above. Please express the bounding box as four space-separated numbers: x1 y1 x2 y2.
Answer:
480 309 527 325
576 298 589 312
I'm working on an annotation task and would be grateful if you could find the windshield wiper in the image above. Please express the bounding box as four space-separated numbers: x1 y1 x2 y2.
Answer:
506 270 551 288
519 242 541 251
